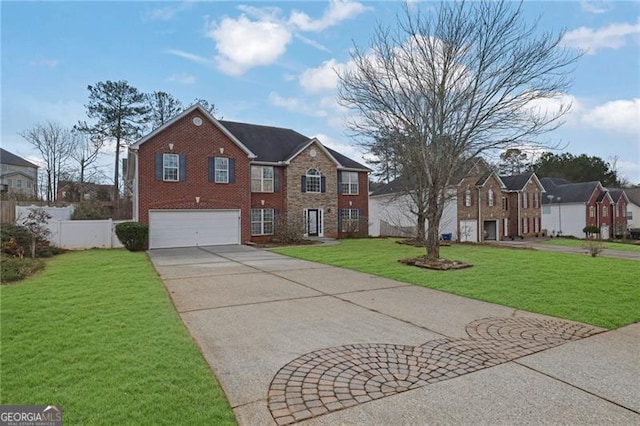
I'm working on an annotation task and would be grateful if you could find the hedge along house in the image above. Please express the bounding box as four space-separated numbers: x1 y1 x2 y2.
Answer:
127 104 370 249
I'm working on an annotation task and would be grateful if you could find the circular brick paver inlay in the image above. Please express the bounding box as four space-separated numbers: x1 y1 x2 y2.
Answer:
268 317 603 425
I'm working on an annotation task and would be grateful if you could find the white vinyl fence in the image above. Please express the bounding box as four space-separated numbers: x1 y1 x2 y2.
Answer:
15 205 127 249
47 219 126 249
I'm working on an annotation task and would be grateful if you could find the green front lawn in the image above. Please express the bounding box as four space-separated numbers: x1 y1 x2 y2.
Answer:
0 250 236 425
274 239 639 329
544 238 640 253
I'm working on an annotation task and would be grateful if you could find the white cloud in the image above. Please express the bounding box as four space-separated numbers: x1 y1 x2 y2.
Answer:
268 92 327 117
561 19 640 54
579 1 612 14
167 73 196 85
145 2 194 21
166 49 212 65
289 0 368 32
206 15 292 76
615 159 640 185
299 59 346 93
582 98 640 135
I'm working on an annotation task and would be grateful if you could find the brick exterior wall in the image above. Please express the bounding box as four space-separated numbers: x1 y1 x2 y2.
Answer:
337 171 369 237
136 114 370 243
457 172 543 240
136 110 252 241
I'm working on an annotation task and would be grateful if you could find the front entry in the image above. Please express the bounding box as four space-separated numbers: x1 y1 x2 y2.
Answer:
307 209 319 236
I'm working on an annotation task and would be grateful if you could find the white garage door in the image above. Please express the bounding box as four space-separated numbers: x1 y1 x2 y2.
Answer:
149 210 240 249
459 220 478 242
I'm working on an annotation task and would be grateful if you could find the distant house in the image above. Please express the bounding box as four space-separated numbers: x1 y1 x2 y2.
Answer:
368 175 458 238
623 187 640 230
540 178 629 239
457 165 545 242
57 181 115 202
0 148 38 198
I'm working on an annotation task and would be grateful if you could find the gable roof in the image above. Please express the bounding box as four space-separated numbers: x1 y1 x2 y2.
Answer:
621 187 640 206
607 188 630 204
0 148 38 168
500 172 543 192
541 178 601 204
475 171 506 189
131 104 368 171
130 104 256 158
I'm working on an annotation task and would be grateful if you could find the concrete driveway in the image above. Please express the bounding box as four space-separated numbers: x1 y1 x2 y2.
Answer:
148 245 639 425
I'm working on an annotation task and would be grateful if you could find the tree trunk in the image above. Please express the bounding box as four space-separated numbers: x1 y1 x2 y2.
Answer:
416 213 426 244
31 236 36 259
425 192 445 261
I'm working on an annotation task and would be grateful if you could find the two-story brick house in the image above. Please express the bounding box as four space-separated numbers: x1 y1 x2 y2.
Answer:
457 163 544 242
541 178 629 239
128 104 369 249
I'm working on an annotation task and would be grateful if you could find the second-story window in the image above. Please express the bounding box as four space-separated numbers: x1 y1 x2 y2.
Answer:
251 166 274 192
603 205 608 217
163 154 179 181
340 171 359 195
215 157 229 183
533 192 539 208
306 168 321 193
464 189 472 206
487 189 494 207
589 206 595 217
522 191 528 208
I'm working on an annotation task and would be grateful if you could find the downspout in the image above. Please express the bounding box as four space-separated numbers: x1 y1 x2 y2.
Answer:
477 188 482 242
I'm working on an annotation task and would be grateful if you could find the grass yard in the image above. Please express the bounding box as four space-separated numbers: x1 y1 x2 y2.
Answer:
274 239 639 329
0 250 236 425
544 238 640 253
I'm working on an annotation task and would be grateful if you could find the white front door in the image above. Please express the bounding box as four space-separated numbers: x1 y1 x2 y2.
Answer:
601 224 609 239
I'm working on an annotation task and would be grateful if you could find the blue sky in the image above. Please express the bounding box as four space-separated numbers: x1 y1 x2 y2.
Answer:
2 1 639 183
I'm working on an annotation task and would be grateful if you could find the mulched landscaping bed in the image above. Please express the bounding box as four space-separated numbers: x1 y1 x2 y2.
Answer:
395 239 451 247
398 256 473 271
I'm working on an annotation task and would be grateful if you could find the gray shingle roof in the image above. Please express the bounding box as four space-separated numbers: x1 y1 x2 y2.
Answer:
622 187 640 206
540 177 600 204
0 148 38 168
219 120 368 170
500 172 534 191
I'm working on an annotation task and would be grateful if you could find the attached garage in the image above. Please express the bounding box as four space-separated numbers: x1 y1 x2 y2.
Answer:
459 220 478 242
149 210 240 249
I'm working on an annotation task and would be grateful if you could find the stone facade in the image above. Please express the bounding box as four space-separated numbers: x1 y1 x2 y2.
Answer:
286 142 339 237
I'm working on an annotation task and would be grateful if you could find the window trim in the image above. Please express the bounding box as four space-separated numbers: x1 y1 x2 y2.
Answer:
522 191 528 209
341 208 360 232
487 189 494 207
464 188 472 207
341 171 359 195
163 153 179 182
215 157 229 184
306 168 321 193
251 165 274 193
251 208 275 236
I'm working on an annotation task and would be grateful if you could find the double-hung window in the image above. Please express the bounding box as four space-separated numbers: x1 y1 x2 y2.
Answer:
306 169 321 193
522 192 528 208
341 209 360 232
533 192 539 208
487 189 494 207
163 154 179 181
341 171 359 195
251 209 274 235
251 166 274 192
215 157 229 183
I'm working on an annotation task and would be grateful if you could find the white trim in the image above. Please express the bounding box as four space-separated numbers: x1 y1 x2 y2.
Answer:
303 208 324 237
286 138 341 167
133 153 139 221
130 104 257 159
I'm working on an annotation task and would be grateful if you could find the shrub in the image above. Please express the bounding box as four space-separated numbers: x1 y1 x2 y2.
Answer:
273 212 305 244
583 225 600 239
115 222 148 251
583 239 605 257
1 224 31 256
1 256 45 283
72 202 111 220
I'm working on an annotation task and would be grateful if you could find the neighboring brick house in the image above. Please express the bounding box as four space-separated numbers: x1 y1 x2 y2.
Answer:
457 164 544 242
127 104 369 249
0 148 38 198
540 178 629 239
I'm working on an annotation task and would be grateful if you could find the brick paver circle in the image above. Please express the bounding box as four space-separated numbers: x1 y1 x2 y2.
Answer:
268 317 603 425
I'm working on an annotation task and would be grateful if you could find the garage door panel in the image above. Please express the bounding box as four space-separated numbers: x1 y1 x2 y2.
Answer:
149 210 240 249
459 220 478 243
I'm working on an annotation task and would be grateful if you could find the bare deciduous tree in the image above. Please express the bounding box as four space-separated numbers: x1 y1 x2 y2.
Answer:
69 130 105 185
20 121 74 205
147 91 184 129
338 1 580 260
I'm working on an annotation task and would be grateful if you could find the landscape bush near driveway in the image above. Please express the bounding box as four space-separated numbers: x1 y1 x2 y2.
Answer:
0 250 236 425
275 239 639 329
